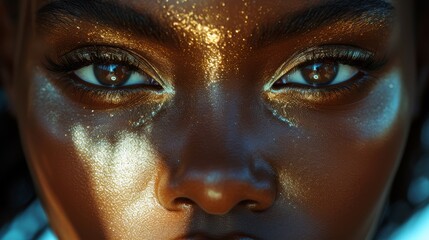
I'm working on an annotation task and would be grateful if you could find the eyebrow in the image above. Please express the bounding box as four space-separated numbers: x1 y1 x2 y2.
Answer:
252 0 394 47
37 0 180 46
37 0 394 49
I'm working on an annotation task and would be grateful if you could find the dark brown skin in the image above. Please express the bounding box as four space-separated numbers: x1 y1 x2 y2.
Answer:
0 0 422 239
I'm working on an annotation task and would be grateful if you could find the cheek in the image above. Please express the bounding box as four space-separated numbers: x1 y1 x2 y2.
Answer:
16 63 411 239
270 69 410 237
17 74 188 239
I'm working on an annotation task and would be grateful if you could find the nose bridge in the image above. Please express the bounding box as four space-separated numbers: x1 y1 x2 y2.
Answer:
179 125 246 176
197 83 239 129
179 88 252 196
180 83 247 176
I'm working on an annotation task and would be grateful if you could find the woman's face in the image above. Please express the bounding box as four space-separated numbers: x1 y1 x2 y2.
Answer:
8 0 415 239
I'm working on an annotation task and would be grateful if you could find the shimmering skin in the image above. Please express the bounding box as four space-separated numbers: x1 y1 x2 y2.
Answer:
1 0 419 239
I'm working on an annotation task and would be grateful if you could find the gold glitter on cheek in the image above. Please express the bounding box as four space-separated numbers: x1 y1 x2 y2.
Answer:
71 125 163 237
277 167 309 208
263 92 300 127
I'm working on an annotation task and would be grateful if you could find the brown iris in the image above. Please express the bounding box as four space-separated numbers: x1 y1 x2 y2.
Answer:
93 64 132 87
301 61 339 86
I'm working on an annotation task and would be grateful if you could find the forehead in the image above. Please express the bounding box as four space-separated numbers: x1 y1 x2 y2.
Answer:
35 0 396 15
34 0 398 40
35 0 396 44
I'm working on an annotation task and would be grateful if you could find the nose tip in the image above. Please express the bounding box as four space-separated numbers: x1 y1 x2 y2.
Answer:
157 159 277 215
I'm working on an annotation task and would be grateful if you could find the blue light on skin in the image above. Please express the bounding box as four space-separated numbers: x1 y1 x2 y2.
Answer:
0 200 58 240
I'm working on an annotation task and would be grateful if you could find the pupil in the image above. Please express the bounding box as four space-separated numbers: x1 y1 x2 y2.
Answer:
93 64 132 87
301 61 339 86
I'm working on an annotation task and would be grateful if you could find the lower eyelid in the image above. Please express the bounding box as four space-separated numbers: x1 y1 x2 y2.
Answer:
53 73 167 109
266 72 376 108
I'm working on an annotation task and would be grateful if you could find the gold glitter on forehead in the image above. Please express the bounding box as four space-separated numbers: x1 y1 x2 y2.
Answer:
166 3 225 83
157 0 255 84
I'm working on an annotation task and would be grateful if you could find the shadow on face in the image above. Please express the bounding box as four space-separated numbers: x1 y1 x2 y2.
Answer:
0 0 425 239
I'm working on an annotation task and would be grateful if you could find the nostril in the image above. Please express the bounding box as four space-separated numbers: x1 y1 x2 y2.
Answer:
157 153 277 215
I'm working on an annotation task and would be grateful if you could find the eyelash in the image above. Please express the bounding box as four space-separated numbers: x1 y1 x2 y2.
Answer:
269 46 387 100
45 46 164 105
48 46 139 72
45 45 386 106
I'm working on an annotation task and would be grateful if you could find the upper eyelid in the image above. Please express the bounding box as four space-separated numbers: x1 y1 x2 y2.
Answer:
282 45 374 74
45 46 136 72
61 46 143 69
51 46 171 86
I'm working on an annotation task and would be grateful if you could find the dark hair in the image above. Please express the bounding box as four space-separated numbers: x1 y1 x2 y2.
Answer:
0 0 35 227
2 0 19 23
0 91 36 227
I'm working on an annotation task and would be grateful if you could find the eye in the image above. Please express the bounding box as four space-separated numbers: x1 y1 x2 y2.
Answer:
74 64 160 88
272 61 359 88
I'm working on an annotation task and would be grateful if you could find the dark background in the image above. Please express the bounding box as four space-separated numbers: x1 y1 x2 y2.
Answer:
0 90 36 227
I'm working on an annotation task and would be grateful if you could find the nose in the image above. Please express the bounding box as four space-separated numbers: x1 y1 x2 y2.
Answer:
157 134 277 215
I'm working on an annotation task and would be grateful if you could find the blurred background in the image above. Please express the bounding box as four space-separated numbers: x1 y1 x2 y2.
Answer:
0 90 36 227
